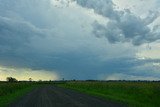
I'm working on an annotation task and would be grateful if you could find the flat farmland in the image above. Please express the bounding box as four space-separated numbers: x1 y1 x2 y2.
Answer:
0 81 160 107
58 81 160 107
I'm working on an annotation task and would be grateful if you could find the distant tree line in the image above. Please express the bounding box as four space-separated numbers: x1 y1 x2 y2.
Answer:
6 77 18 82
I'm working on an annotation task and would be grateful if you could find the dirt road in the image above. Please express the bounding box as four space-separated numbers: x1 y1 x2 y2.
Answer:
9 86 125 107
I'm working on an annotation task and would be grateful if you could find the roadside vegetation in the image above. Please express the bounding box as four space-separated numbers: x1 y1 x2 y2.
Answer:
58 81 160 107
0 77 50 107
0 81 38 107
1 77 160 107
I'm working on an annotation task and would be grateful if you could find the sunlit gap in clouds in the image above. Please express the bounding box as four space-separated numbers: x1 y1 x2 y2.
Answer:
0 66 59 81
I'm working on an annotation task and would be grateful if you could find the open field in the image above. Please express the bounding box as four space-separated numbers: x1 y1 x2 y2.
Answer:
58 81 160 107
9 85 124 107
0 82 41 107
1 81 160 107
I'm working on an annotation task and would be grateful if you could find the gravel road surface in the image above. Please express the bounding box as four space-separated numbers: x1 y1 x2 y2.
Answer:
9 85 125 107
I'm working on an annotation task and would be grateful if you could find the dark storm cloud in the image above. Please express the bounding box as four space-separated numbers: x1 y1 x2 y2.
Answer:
76 0 119 20
0 0 104 79
0 0 51 70
0 16 47 56
0 0 159 80
76 0 160 45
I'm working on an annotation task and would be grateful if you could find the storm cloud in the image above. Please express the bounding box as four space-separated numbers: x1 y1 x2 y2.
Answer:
76 0 160 45
0 0 160 80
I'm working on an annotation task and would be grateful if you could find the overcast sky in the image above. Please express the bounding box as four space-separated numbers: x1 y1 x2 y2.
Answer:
0 0 160 81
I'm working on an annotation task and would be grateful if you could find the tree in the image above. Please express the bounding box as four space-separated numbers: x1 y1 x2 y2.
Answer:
6 77 18 82
29 78 33 82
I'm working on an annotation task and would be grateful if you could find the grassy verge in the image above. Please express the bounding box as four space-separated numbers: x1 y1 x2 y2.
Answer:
0 82 39 107
57 81 160 107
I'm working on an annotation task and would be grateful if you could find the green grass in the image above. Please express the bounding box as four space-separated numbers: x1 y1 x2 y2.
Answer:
57 81 160 107
0 82 39 107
